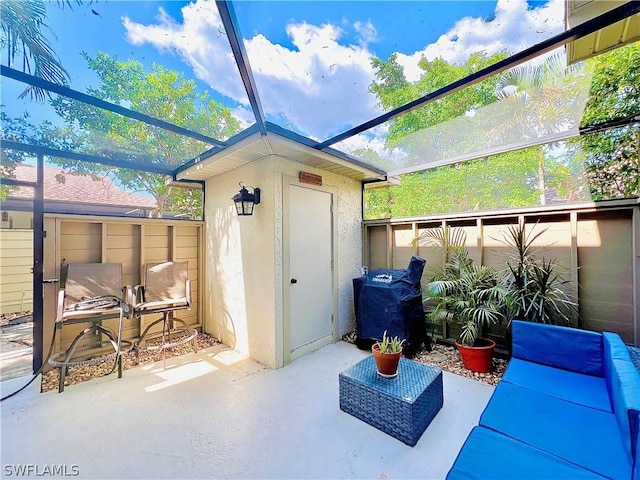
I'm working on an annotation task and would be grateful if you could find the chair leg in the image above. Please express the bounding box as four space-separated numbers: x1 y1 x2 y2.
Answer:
133 311 197 369
162 313 168 370
51 310 126 392
58 366 67 393
136 316 164 363
116 307 124 378
135 336 141 364
97 325 122 376
56 325 95 393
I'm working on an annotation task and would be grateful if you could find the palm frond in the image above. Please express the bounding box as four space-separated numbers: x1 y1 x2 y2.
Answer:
1 0 71 101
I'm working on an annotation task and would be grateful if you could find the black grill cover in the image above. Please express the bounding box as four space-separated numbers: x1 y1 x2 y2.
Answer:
353 256 429 356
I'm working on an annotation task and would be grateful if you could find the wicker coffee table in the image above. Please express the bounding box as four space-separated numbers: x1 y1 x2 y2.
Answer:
339 356 443 446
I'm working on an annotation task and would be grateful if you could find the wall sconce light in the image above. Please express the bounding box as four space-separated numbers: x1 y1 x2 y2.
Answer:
232 182 261 216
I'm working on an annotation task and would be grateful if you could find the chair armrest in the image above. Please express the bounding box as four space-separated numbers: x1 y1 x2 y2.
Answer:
56 289 65 324
512 320 604 377
185 279 191 308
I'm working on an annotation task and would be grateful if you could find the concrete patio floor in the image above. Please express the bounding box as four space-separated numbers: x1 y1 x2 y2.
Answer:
1 341 494 479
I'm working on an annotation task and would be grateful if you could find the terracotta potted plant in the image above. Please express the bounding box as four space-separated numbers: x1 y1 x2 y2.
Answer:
421 227 507 373
372 330 405 378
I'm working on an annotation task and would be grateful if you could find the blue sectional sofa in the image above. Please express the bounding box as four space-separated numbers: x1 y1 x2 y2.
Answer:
447 320 640 480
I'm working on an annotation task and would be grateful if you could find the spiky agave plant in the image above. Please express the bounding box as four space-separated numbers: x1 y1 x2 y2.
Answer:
496 223 577 326
375 330 405 353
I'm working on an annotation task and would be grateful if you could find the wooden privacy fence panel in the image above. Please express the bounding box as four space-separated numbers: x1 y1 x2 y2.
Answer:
363 200 639 346
43 215 203 357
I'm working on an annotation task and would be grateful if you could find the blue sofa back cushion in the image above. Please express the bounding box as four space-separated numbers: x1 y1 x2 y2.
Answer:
511 320 603 377
603 333 640 464
503 358 612 412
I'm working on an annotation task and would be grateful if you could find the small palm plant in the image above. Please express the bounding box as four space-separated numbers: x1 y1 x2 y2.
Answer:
421 227 509 347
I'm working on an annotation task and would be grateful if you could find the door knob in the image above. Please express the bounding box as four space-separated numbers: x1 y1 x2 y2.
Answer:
290 278 298 284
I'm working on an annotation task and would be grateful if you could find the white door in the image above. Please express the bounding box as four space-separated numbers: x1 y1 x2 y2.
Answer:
288 185 333 360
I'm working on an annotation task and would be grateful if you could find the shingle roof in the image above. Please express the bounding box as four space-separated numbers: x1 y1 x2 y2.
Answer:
9 164 157 208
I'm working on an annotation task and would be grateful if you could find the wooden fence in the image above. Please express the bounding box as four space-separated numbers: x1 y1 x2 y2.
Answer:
363 199 639 346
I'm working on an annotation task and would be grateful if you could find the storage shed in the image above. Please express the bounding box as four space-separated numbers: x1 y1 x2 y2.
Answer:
178 123 385 367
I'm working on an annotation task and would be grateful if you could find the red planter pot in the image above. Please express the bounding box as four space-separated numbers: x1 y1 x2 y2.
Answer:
455 338 496 373
372 344 402 378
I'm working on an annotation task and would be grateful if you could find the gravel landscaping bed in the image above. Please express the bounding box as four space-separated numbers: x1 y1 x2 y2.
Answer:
42 333 220 393
0 312 32 327
39 330 506 392
342 332 507 386
413 343 507 386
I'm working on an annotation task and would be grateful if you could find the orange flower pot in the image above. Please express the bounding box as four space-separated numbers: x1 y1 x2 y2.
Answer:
372 344 403 378
455 338 496 373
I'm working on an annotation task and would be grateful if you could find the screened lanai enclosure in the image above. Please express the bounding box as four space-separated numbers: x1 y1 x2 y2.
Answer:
1 0 639 378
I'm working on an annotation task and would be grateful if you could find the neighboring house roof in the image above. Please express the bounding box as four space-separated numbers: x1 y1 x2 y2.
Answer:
9 164 156 209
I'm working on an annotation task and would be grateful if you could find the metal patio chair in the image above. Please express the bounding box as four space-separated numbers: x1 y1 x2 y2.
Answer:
131 261 198 367
49 263 131 393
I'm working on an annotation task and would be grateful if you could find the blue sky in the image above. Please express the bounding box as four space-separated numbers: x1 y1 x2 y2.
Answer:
2 0 564 155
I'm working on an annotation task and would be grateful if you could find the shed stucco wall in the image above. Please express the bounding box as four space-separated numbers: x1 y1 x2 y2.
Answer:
204 155 362 368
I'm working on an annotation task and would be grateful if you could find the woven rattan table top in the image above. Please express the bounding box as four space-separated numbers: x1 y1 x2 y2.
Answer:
340 356 441 403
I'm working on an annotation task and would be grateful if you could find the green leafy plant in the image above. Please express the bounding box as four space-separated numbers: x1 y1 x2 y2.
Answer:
375 330 405 353
421 227 509 347
497 223 577 327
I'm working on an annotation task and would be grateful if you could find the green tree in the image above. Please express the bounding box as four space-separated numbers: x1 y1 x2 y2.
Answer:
365 149 541 219
578 42 639 200
366 50 554 218
0 111 36 200
495 54 590 205
46 53 241 217
371 51 509 153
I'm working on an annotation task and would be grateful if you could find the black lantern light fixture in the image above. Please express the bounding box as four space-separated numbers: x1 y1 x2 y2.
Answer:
232 182 261 216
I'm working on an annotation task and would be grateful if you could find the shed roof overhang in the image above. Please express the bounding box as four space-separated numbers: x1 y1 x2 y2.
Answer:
566 0 640 65
175 122 387 183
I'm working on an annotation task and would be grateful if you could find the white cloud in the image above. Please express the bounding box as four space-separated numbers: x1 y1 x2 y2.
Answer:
123 1 380 140
395 0 565 82
122 0 567 147
230 105 255 130
123 2 248 102
245 21 379 138
354 20 378 45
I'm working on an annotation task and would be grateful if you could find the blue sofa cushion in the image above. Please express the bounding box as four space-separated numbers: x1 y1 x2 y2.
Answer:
635 422 640 480
446 426 608 480
603 333 640 464
503 358 612 412
479 382 632 479
511 320 603 376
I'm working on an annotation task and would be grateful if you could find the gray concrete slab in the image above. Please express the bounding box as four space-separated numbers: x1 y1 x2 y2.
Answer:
0 342 494 479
